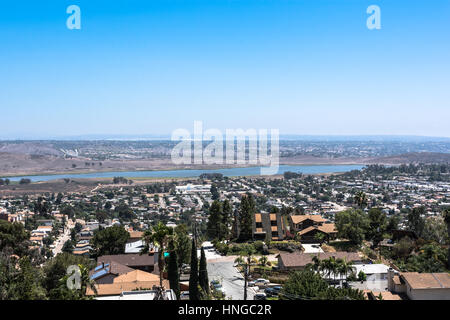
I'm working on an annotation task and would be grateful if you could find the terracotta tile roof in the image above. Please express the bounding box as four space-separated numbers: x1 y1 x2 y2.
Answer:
113 270 160 283
401 272 450 289
367 291 404 300
129 231 143 239
297 223 337 236
393 275 402 285
318 223 337 234
290 214 326 224
297 226 316 236
86 279 170 296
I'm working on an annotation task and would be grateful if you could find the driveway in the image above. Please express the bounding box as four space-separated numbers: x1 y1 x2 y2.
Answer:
302 243 324 253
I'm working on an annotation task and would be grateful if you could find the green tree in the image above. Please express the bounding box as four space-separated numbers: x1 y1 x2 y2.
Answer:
238 194 255 241
167 239 180 299
222 199 233 240
174 224 191 274
366 208 387 246
353 191 368 209
206 200 223 240
199 247 210 298
43 252 94 299
281 269 365 300
443 209 450 268
407 207 426 238
210 184 220 200
189 237 200 300
142 221 173 287
335 209 369 245
91 225 130 257
0 220 31 257
422 216 447 244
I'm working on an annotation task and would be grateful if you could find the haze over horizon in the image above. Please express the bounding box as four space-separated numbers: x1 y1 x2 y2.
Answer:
1 0 449 138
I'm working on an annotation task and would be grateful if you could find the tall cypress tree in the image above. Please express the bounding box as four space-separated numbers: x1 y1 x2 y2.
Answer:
189 237 200 300
206 200 223 240
167 240 180 299
222 199 233 240
199 247 209 297
239 194 255 241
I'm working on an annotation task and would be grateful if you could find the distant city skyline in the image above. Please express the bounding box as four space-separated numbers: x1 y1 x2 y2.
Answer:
1 1 449 138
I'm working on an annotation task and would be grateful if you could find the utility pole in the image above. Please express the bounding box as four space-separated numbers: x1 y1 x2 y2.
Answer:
243 261 248 300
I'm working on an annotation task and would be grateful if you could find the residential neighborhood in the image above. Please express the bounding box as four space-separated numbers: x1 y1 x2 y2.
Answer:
0 163 449 300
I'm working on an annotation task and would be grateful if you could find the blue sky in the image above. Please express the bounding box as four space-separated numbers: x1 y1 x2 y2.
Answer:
0 0 449 139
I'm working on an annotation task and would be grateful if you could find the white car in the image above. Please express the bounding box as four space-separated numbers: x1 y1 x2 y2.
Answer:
254 279 270 287
248 280 257 287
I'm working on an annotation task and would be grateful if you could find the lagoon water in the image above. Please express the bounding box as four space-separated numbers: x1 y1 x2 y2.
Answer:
4 164 365 182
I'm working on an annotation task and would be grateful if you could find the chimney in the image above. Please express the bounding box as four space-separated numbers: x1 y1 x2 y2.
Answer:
387 268 395 292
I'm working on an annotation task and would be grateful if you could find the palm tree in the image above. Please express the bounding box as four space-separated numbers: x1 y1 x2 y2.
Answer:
60 264 97 299
141 221 173 287
234 256 245 266
258 256 268 267
312 255 321 273
354 191 368 209
78 264 98 297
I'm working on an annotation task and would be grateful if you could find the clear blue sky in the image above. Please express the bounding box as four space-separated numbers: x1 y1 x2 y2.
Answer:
0 0 449 139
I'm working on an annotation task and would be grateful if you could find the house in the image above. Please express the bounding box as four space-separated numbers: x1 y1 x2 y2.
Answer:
127 231 143 243
88 262 169 297
289 214 326 232
252 212 285 241
349 264 391 292
95 289 176 300
125 240 151 254
277 252 363 271
97 253 158 273
296 223 338 243
289 214 337 243
387 269 450 300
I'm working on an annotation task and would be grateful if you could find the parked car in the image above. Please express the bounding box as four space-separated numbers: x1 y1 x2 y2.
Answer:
212 283 225 294
180 291 189 300
248 280 257 287
265 285 282 297
210 280 220 286
254 278 270 287
254 292 267 300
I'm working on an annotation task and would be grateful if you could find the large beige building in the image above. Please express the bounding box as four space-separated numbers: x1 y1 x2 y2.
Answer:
388 269 450 300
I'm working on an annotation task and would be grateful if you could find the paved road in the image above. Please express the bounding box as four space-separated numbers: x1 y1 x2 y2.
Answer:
52 220 73 256
207 258 257 300
199 242 258 300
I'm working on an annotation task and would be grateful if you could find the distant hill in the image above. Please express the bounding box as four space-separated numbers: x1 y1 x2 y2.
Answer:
368 152 450 164
0 142 62 156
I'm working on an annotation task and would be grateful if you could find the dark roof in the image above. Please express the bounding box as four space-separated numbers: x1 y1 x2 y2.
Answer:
97 253 156 268
89 261 135 279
